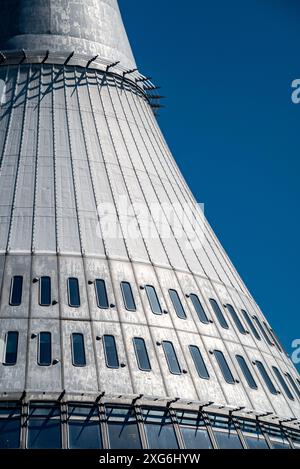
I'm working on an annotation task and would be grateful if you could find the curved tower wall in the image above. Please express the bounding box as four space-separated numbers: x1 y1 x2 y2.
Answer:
0 0 299 450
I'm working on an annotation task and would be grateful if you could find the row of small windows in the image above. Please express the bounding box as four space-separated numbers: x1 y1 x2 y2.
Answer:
3 330 300 401
0 401 299 449
9 276 283 352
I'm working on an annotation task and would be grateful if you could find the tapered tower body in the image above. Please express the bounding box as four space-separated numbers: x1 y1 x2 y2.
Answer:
0 0 299 450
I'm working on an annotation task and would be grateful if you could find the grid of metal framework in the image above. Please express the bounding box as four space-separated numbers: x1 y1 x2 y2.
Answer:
0 400 300 449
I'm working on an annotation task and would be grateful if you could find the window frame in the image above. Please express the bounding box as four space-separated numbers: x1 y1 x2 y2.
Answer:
67 277 81 308
120 281 136 312
95 279 109 310
39 276 51 307
103 335 120 369
226 304 247 335
169 289 187 320
189 294 209 324
133 337 151 372
209 299 229 329
235 354 258 390
162 341 182 375
71 333 86 367
38 332 52 367
272 366 294 401
9 276 23 307
145 285 163 316
241 309 261 341
214 350 235 384
189 345 210 380
255 361 277 395
3 331 19 366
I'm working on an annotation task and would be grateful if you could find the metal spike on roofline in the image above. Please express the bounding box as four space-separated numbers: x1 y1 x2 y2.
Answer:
123 68 138 76
106 60 120 72
150 104 165 109
148 95 166 100
144 85 161 91
64 51 74 65
136 76 152 83
86 55 99 68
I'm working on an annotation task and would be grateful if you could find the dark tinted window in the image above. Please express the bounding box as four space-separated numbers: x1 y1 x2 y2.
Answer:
68 405 102 449
95 279 109 309
209 299 228 329
28 403 61 449
255 361 277 395
10 276 23 306
4 332 19 365
236 355 257 389
103 335 119 369
226 304 247 334
214 350 235 384
241 309 260 340
253 316 273 346
210 415 243 449
107 407 141 449
71 333 86 367
162 341 181 375
121 282 136 311
189 345 209 379
272 367 294 400
266 325 283 352
133 337 151 371
39 276 51 307
239 419 269 449
285 373 300 399
177 411 212 449
190 294 209 324
68 278 80 308
143 408 178 449
169 289 186 319
145 285 162 315
0 403 21 449
38 332 52 366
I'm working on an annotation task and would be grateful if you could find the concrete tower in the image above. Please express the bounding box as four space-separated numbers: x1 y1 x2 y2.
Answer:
0 0 299 450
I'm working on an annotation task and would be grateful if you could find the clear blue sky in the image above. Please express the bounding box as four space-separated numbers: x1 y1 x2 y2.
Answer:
119 0 300 370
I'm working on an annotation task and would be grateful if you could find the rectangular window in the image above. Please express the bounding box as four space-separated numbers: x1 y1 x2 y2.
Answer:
0 402 21 449
190 294 209 324
142 408 178 449
4 332 19 366
71 333 86 367
68 404 102 449
226 304 247 334
95 279 109 309
209 299 229 329
27 402 61 449
162 341 181 375
9 276 23 306
177 410 212 449
285 373 300 399
235 355 257 389
214 350 235 384
272 366 294 400
209 414 243 449
239 419 269 449
266 324 282 352
39 276 51 307
38 332 52 366
253 316 273 346
133 337 151 371
145 285 162 315
169 289 186 319
263 424 291 449
255 361 277 395
121 282 136 312
68 278 80 308
241 309 260 340
106 406 141 449
189 345 209 379
103 335 119 369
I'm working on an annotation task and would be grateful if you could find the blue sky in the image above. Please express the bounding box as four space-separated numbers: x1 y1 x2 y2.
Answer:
119 0 300 370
